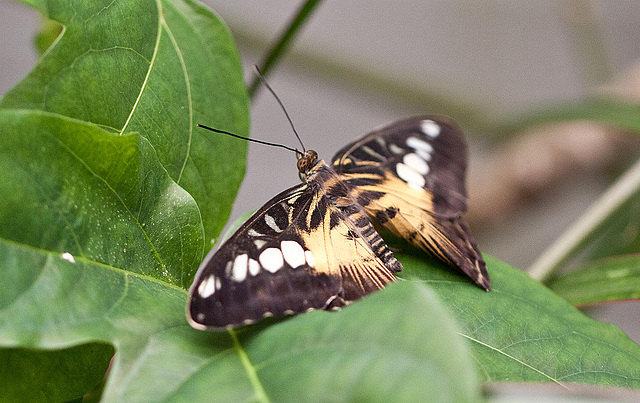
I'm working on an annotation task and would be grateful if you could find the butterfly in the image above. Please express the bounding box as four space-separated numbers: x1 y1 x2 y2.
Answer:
187 115 490 330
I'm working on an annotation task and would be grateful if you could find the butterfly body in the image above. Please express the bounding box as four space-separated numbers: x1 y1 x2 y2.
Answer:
188 116 489 330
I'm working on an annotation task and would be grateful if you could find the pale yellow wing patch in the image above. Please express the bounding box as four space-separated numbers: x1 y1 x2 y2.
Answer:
300 192 396 299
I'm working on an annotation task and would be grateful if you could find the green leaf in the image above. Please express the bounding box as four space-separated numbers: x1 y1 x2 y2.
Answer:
237 282 479 402
0 240 200 400
548 255 640 306
0 109 203 288
0 107 207 399
34 17 63 55
4 221 639 399
0 344 114 402
397 253 640 388
2 0 249 242
0 238 480 401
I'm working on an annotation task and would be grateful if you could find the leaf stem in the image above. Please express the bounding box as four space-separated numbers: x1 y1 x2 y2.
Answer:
228 328 270 403
528 157 640 282
248 0 323 99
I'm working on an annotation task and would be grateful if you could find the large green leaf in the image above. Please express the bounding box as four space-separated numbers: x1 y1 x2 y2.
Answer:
2 0 249 242
0 107 204 398
0 110 203 288
0 238 480 401
3 239 640 399
397 252 640 388
0 343 114 402
548 255 640 306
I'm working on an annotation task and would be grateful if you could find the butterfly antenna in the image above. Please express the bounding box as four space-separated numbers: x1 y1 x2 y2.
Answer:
253 65 306 153
197 124 301 155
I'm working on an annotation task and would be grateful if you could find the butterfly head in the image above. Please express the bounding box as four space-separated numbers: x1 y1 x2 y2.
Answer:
297 149 318 179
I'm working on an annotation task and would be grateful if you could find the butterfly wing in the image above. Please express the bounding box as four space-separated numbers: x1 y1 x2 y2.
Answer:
332 115 490 290
187 168 397 330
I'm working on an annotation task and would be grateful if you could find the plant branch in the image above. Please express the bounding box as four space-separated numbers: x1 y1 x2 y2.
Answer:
248 0 323 99
528 157 640 282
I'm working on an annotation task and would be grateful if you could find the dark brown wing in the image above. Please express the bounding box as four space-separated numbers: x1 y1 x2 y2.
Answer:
187 166 397 330
332 115 490 290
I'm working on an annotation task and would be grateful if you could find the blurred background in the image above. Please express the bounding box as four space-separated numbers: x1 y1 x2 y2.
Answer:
2 0 640 340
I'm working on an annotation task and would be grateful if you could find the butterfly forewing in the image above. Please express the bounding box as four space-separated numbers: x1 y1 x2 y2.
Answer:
332 115 491 290
187 162 397 330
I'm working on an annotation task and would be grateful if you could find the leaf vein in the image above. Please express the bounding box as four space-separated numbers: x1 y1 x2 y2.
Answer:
49 134 167 269
119 0 163 135
161 19 193 185
229 329 270 403
457 332 566 387
0 238 185 295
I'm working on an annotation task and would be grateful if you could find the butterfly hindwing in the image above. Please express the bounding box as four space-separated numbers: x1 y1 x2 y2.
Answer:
332 115 491 290
187 162 398 330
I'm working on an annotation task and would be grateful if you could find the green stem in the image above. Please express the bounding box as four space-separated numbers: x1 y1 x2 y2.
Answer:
228 328 270 402
248 0 323 99
528 157 640 282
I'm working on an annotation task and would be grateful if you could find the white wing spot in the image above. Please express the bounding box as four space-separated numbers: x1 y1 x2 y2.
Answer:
248 258 261 276
362 145 385 161
61 252 76 263
420 119 441 137
264 214 283 233
416 148 432 161
305 250 316 268
389 143 404 154
281 240 306 268
403 153 429 175
259 248 284 273
407 136 433 153
198 274 217 298
408 181 425 191
323 295 338 309
224 260 233 277
396 163 426 189
247 229 262 237
232 254 249 282
253 239 267 249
